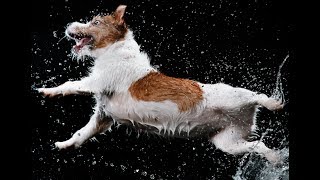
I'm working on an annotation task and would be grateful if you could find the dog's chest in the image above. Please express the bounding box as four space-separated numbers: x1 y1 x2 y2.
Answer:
96 92 157 120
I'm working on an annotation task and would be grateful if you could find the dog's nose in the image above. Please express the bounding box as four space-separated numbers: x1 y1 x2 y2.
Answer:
65 23 74 33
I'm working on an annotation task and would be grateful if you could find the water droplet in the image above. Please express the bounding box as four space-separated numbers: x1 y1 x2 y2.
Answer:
120 165 126 171
53 31 58 38
141 171 147 176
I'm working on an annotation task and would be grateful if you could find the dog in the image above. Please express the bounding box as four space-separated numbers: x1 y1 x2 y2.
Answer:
38 5 283 164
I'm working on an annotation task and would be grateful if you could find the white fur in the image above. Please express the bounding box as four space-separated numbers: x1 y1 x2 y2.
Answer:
38 25 283 164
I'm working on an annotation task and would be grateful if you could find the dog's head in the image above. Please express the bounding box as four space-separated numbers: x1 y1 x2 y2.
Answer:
65 5 128 58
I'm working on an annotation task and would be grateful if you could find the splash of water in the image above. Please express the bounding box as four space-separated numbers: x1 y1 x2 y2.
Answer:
271 54 289 104
233 148 289 180
233 55 290 180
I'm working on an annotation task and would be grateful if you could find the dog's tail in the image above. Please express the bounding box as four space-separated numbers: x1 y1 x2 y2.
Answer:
270 54 289 106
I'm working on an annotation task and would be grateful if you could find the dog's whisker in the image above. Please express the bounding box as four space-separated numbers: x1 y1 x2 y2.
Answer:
57 35 67 44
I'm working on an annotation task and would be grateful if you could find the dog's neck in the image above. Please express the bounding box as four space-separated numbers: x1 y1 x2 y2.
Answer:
91 30 138 59
88 30 155 93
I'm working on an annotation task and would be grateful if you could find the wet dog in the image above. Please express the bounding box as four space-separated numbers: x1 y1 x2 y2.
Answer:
38 5 283 164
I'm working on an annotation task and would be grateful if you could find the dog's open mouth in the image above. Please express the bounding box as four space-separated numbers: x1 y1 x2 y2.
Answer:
69 33 93 52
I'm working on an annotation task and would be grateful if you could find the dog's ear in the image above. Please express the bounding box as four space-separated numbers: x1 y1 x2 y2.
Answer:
114 5 127 25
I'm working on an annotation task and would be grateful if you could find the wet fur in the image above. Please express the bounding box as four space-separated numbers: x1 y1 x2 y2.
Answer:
38 5 284 164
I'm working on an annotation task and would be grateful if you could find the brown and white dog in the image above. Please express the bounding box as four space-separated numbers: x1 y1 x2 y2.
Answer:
38 5 283 164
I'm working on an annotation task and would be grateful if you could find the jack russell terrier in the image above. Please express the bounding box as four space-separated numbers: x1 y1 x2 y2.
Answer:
38 5 283 164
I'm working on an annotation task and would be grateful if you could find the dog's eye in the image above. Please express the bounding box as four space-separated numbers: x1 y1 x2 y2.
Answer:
93 20 100 26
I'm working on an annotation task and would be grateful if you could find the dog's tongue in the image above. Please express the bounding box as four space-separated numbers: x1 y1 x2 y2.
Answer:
74 37 92 52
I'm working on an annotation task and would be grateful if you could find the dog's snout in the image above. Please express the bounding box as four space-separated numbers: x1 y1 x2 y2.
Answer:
65 29 75 39
66 31 76 38
65 22 89 38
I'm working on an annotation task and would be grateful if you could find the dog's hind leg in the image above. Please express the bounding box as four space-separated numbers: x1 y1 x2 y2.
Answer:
255 94 284 111
210 126 280 164
54 106 113 150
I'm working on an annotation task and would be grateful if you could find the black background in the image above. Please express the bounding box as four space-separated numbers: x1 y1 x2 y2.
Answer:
28 0 296 179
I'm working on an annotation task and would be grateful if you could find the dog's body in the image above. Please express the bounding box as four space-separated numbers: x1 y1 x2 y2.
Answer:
38 5 283 164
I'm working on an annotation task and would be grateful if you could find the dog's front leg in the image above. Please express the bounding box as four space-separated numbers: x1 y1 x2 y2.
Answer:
55 106 113 150
38 77 93 98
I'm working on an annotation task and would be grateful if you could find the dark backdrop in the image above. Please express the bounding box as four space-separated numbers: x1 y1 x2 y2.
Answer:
29 0 295 179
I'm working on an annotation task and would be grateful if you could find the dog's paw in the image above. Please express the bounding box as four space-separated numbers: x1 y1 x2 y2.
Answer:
54 141 67 150
264 98 284 111
265 150 282 165
38 88 61 98
54 141 78 150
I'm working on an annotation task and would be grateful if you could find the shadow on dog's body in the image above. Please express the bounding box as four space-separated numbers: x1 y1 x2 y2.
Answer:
38 5 283 164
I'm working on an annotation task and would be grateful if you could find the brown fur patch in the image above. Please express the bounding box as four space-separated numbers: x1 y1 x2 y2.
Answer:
129 72 204 112
91 15 128 49
72 13 128 50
